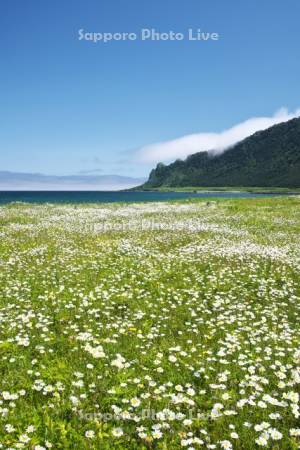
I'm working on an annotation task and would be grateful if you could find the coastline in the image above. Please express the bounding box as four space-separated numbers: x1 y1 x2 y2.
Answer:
129 186 300 195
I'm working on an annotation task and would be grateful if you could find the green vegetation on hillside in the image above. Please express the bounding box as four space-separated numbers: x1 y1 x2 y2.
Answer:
142 117 300 189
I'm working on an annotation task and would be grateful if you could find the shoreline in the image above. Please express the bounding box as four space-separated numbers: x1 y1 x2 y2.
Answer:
130 188 300 195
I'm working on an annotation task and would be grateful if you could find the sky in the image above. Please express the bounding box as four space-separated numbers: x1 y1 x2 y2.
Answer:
1 0 300 182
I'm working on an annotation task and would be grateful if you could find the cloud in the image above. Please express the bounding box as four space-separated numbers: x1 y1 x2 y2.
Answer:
0 172 146 191
135 108 300 164
77 168 103 175
80 156 103 165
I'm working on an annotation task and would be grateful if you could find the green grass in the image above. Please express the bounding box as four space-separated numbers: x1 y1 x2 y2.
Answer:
0 197 299 449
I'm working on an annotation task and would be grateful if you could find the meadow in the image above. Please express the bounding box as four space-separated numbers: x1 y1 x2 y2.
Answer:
0 197 299 449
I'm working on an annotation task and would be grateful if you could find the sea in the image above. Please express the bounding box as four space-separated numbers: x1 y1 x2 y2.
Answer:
0 191 281 205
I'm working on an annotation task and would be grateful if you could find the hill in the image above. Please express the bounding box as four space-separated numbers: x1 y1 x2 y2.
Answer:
141 117 300 189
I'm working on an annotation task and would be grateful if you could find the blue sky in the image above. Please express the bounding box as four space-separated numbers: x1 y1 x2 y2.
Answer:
1 0 300 178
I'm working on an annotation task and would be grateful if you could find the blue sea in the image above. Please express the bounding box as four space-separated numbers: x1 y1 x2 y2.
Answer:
0 191 281 205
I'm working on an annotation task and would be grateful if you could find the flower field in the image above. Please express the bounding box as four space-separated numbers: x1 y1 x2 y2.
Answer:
0 197 299 449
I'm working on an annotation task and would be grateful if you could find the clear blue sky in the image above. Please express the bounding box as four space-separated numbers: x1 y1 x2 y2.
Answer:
1 0 300 177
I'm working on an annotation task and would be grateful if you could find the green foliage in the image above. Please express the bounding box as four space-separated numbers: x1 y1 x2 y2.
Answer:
143 117 300 188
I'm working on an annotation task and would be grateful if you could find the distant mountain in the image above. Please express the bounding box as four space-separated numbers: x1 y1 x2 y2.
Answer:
141 117 300 188
0 172 146 191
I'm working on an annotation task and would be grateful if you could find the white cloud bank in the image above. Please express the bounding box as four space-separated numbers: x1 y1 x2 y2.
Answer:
136 108 300 164
0 172 146 191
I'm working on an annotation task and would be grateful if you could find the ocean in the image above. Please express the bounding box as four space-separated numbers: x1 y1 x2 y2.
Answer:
0 191 280 205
